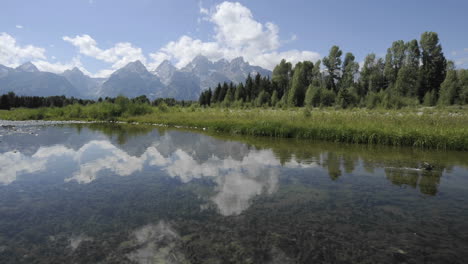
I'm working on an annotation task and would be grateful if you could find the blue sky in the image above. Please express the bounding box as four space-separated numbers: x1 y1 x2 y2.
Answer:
1 0 467 77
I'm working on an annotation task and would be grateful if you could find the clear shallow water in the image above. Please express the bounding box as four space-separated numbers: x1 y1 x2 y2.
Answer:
0 121 468 263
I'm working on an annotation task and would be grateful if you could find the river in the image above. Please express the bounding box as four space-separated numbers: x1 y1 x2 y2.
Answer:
0 121 467 263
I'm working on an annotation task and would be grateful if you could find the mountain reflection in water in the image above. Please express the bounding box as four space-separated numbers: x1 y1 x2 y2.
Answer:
1 122 468 263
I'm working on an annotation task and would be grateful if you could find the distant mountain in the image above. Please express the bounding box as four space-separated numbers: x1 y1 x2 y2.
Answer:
99 60 164 99
159 71 201 100
0 62 81 97
0 56 272 100
152 60 176 85
0 65 13 78
16 62 39 73
154 55 272 94
61 67 105 99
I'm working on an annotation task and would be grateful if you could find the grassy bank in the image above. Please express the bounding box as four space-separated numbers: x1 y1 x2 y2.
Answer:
1 104 468 151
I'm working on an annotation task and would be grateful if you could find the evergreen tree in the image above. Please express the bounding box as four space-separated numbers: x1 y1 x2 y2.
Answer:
223 86 235 105
219 82 229 102
212 84 222 103
0 94 10 110
245 74 254 102
234 83 245 102
206 88 212 106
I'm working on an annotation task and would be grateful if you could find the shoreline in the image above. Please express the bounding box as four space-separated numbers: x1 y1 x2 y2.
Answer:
2 107 467 151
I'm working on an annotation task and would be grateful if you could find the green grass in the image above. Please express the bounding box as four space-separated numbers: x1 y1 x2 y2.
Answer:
1 104 468 150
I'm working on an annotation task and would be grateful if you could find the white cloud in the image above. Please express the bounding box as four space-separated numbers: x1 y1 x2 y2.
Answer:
147 1 320 70
2 2 320 76
211 2 279 52
33 56 92 75
15 25 23 29
0 32 46 67
157 36 224 68
0 33 94 75
63 34 146 76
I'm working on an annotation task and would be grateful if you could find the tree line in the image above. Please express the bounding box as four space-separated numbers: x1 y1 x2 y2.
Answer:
0 92 194 110
200 32 468 108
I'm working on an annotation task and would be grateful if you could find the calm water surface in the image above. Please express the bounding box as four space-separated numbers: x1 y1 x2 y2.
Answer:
0 121 468 263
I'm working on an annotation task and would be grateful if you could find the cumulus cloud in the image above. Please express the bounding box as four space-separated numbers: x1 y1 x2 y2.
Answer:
0 33 92 74
155 36 224 68
146 1 320 70
63 34 146 76
1 137 316 215
2 2 319 76
15 25 23 29
33 56 92 75
0 32 46 67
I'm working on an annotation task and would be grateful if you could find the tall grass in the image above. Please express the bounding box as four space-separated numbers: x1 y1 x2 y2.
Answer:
0 100 153 121
1 105 467 150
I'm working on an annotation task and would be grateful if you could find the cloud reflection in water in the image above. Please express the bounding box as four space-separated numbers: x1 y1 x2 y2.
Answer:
0 138 314 216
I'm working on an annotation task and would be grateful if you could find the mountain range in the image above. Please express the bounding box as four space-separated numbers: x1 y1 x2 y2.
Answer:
0 56 271 100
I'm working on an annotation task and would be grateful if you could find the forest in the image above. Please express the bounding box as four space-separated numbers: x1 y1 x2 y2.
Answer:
199 32 468 109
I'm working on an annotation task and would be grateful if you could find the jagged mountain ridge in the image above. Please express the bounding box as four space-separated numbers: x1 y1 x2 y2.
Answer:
0 62 81 97
62 67 106 99
0 56 272 100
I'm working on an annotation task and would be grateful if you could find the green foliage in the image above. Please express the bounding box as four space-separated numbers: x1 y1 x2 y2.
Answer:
360 54 386 95
423 90 437 106
438 62 460 105
365 91 383 109
272 59 292 99
336 87 357 109
255 90 270 107
460 69 468 104
320 88 336 107
419 32 447 100
158 102 169 113
287 61 314 107
323 45 343 92
270 90 279 106
302 107 311 118
384 40 407 85
339 52 359 91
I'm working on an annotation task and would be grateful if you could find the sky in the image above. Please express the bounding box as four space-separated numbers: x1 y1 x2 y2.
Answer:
1 0 467 77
